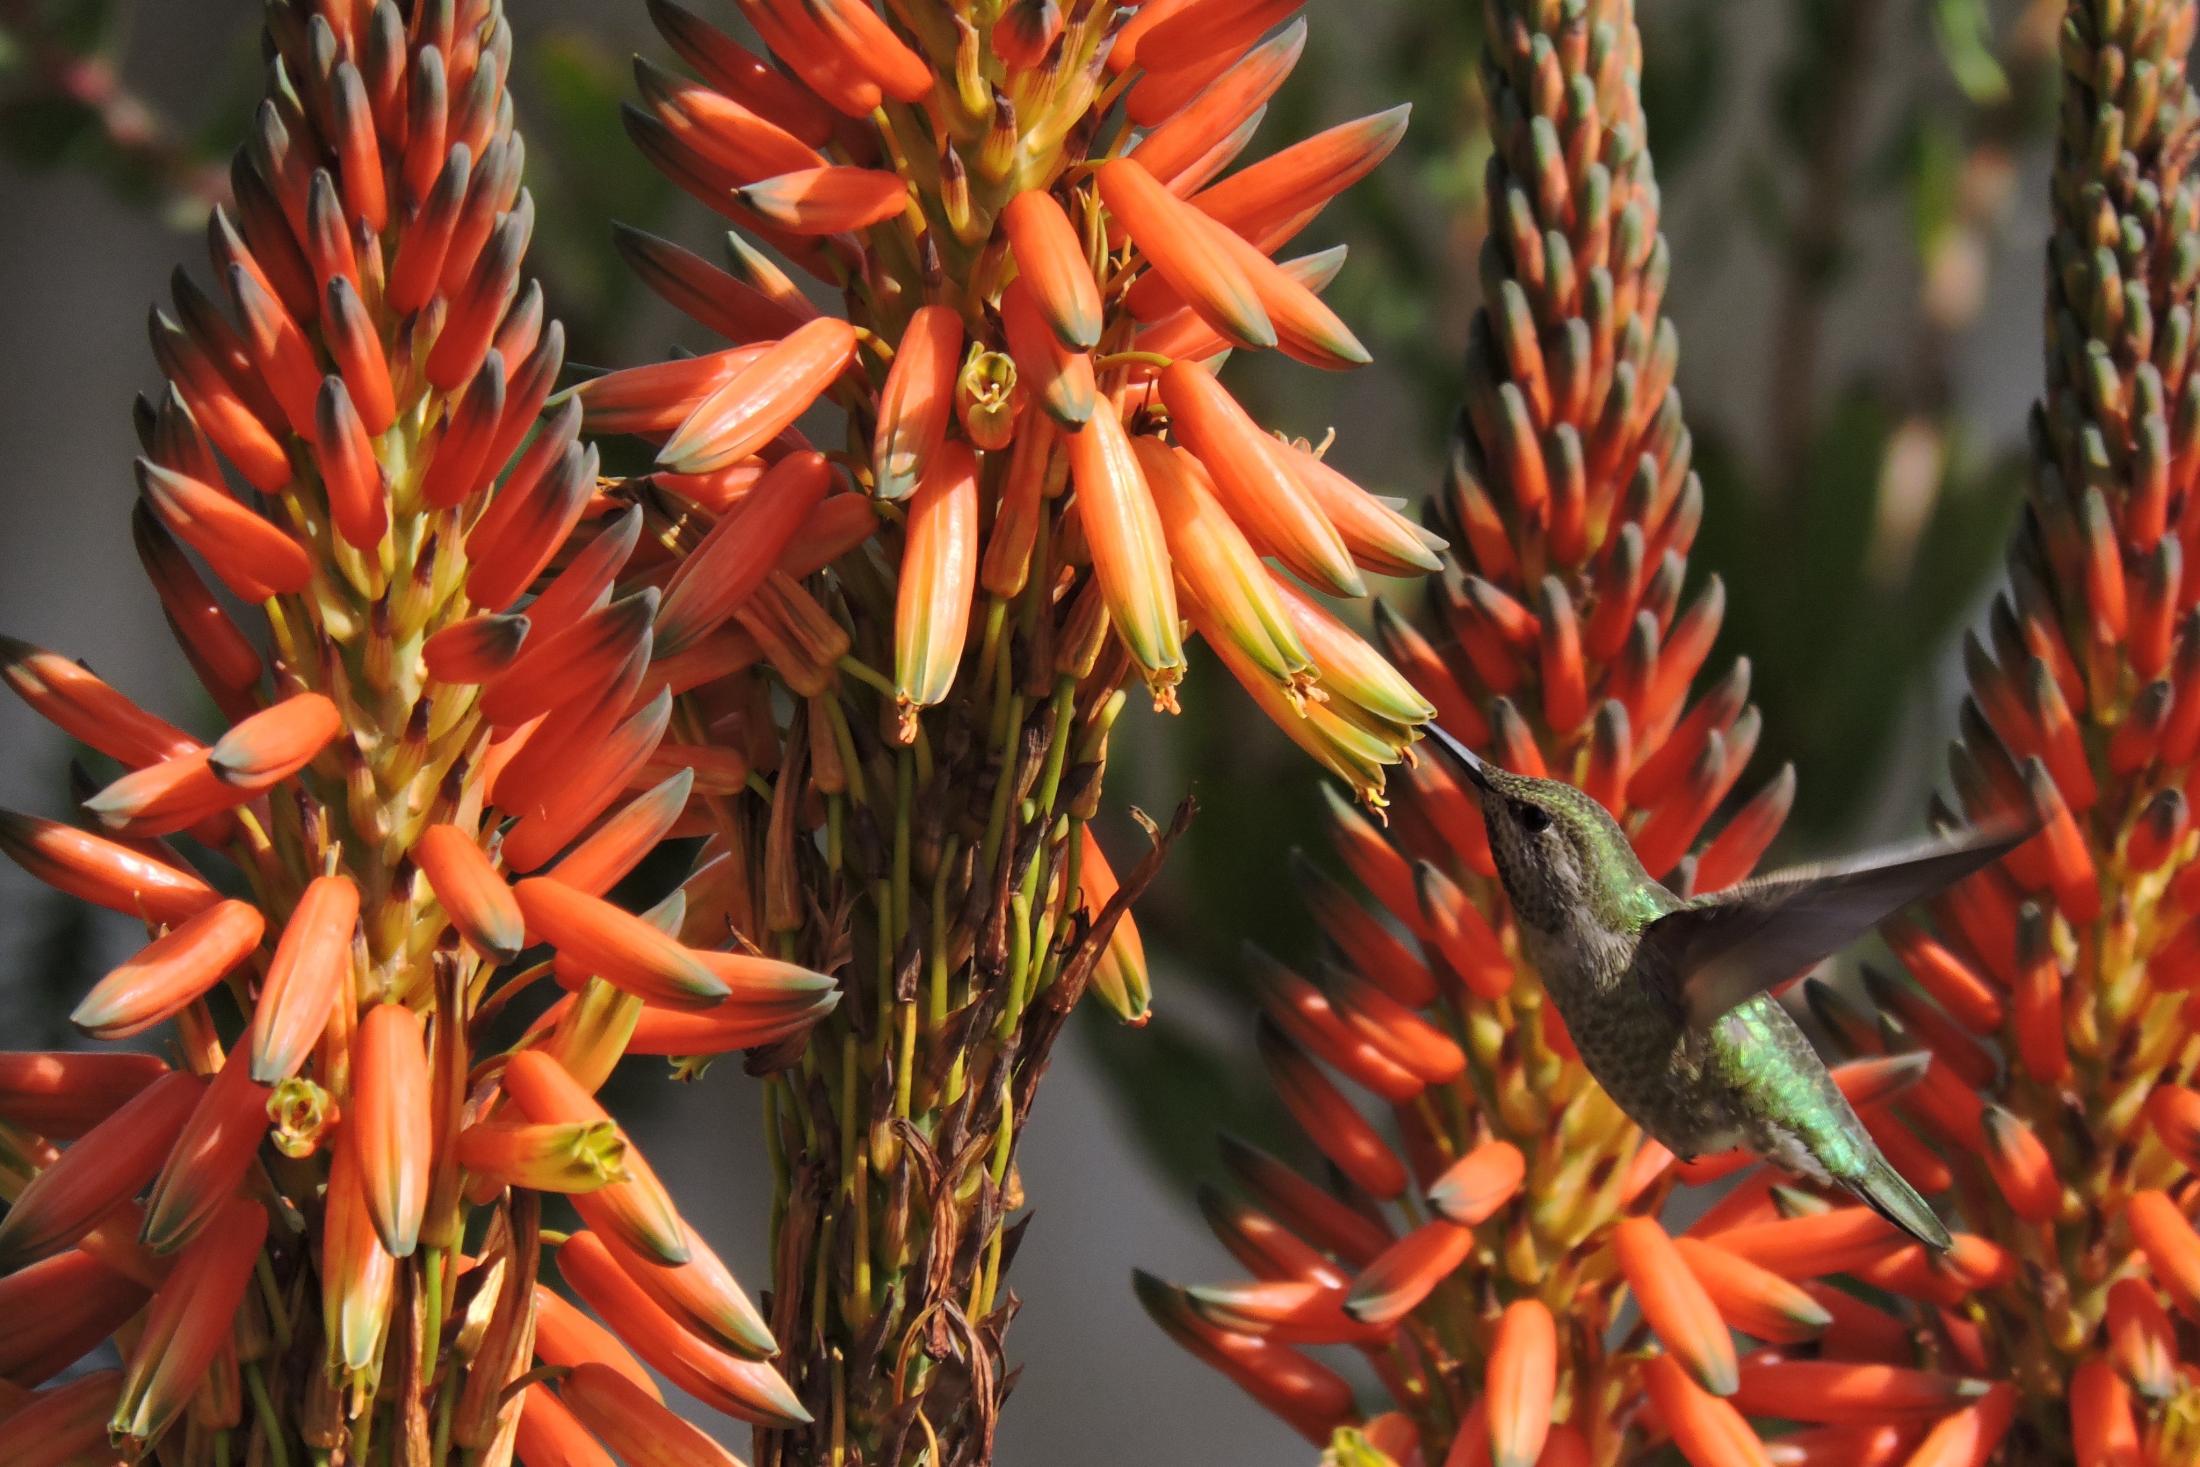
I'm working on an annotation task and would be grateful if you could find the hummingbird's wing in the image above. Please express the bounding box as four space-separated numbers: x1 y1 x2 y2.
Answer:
1634 820 2033 1030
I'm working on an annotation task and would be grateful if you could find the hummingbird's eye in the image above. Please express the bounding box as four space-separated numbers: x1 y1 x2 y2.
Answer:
1516 803 1551 834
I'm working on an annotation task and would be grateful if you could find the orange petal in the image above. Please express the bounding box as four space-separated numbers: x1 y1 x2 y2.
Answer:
0 1248 149 1388
70 899 263 1040
2104 1276 2177 1400
1727 1359 1993 1424
515 878 727 1011
1159 360 1363 595
559 1362 746 1467
1192 105 1410 254
1138 437 1312 692
1132 1269 1354 1445
2127 1189 2200 1319
515 1385 617 1467
1064 408 1186 699
503 1051 690 1263
1703 1206 1904 1280
1894 1383 2015 1467
0 1050 170 1139
1342 1217 1473 1324
210 693 342 789
1485 1298 1557 1467
534 1282 663 1401
1001 190 1103 350
312 375 390 549
1098 157 1273 349
0 1070 201 1267
112 1195 267 1450
133 461 310 604
354 1004 432 1257
1671 1238 1833 1344
871 304 963 500
656 449 834 656
319 1125 396 1377
1256 1018 1407 1198
1000 276 1097 426
415 824 525 961
1130 20 1303 190
482 589 660 729
548 772 697 899
802 0 933 102
424 612 531 684
0 809 220 923
503 689 676 874
1642 1355 1769 1467
139 1049 270 1253
893 441 981 739
1425 1139 1526 1226
1617 1218 1738 1396
247 874 359 1082
556 1230 810 1425
0 637 198 770
0 1369 125 1467
593 1219 776 1359
733 165 907 234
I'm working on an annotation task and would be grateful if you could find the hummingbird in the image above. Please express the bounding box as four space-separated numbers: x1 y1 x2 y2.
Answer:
1422 725 2030 1251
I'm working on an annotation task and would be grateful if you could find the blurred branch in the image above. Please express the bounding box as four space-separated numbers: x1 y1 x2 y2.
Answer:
0 0 229 219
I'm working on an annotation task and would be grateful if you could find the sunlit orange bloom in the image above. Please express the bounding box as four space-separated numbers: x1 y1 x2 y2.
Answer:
1097 158 1271 350
2127 1190 2200 1318
1000 191 1101 351
245 873 358 1082
1175 1277 1377 1346
139 1047 269 1253
893 441 980 741
423 610 532 684
1484 1298 1557 1467
616 224 815 346
1341 1218 1473 1325
592 1219 775 1360
0 810 220 926
1158 360 1362 596
111 1195 266 1450
320 1125 395 1381
1194 105 1412 254
455 1119 629 1194
556 1231 808 1426
516 1384 617 1467
872 305 962 501
0 1070 199 1267
548 772 697 898
560 1361 746 1467
1896 1384 2016 1467
999 278 1097 427
1131 1271 1353 1446
534 1282 664 1403
482 589 660 729
1064 407 1183 703
134 459 312 601
1616 1218 1737 1397
655 449 835 657
0 1368 121 1467
502 1051 688 1264
0 1049 169 1138
1281 439 1446 576
658 318 856 474
1131 21 1302 190
1643 1355 1769 1467
1424 1139 1526 1227
1077 827 1152 1025
2103 1276 2177 1400
1671 1237 1833 1344
354 1003 432 1258
0 1247 149 1387
1728 1360 1993 1425
414 823 525 962
615 992 841 1056
514 878 728 1010
68 899 262 1040
0 637 198 769
1137 438 1311 696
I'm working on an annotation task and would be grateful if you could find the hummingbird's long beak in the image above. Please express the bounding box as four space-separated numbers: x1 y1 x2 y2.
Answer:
1421 723 1494 795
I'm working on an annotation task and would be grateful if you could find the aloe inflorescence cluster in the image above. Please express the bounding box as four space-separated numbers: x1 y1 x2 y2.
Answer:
0 2 838 1463
565 0 1440 1460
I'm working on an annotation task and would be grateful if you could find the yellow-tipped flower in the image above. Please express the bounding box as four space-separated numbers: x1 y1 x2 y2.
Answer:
1066 405 1186 707
456 1120 631 1194
353 1003 433 1259
893 441 981 741
112 1196 267 1452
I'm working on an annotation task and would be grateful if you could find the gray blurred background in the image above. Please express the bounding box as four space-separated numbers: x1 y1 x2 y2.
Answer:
0 0 2061 1461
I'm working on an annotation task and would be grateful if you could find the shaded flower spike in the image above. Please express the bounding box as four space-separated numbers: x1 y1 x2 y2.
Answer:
595 0 1431 1458
0 2 820 1462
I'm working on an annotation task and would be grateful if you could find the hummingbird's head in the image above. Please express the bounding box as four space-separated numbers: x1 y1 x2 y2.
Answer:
1420 725 1660 936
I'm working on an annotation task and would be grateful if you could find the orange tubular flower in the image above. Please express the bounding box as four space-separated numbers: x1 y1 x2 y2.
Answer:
0 3 825 1463
597 0 1429 1458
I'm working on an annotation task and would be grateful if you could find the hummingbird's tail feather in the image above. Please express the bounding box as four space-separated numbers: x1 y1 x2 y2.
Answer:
1843 1154 1952 1252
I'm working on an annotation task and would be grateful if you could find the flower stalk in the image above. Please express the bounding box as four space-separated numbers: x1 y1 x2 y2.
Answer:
598 0 1432 1459
0 2 834 1462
